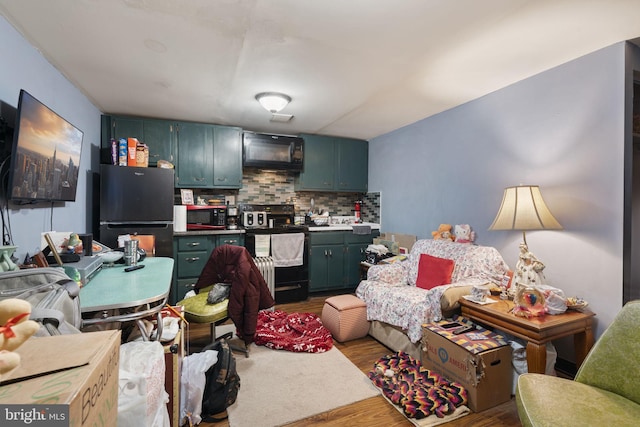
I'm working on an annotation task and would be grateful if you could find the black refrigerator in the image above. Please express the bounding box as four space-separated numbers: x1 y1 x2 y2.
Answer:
98 164 174 257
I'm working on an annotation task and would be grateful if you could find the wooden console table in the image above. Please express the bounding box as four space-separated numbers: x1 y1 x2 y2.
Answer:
459 297 595 374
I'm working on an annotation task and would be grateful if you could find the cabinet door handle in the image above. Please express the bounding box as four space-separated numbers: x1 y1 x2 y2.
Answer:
195 177 205 182
324 250 328 257
185 257 200 262
328 250 333 257
187 242 200 247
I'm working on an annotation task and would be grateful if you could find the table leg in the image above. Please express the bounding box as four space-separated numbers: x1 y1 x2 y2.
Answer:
135 319 150 341
526 341 547 374
574 326 595 368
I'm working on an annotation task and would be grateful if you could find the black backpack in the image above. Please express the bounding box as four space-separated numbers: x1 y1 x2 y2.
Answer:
201 339 241 422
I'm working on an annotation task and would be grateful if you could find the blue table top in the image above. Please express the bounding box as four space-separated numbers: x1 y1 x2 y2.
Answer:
80 257 174 312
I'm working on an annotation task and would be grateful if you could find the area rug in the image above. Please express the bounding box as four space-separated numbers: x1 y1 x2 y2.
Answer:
225 340 380 426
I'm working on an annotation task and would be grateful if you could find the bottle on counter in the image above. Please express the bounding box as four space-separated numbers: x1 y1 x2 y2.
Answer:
354 200 363 223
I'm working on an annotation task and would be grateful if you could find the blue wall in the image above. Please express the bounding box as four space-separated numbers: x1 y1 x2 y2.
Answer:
0 16 101 260
369 43 626 357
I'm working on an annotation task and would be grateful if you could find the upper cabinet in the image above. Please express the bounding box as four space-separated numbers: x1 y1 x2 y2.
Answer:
295 134 368 192
101 116 175 166
335 137 368 191
175 121 213 187
174 122 242 189
101 115 242 189
212 125 242 188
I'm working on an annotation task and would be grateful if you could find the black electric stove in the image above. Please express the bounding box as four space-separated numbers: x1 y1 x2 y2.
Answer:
239 204 309 303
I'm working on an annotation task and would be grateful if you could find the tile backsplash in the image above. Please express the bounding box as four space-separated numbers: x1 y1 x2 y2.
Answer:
176 169 380 223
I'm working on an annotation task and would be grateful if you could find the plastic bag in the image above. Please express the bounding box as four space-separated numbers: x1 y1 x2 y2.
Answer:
538 284 568 315
119 341 170 427
509 338 557 394
180 350 219 425
207 283 231 304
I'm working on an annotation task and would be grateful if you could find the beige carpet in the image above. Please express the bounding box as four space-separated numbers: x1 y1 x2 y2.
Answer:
226 342 380 427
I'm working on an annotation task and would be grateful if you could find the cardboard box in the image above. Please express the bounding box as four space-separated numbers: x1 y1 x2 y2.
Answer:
0 330 121 427
421 318 512 412
162 307 185 427
127 137 138 166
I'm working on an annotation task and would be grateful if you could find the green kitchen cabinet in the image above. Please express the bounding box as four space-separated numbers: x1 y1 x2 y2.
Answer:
344 233 376 286
142 119 175 166
295 134 336 190
175 122 243 189
175 122 214 188
212 125 243 188
295 134 368 192
171 233 244 304
336 137 368 191
309 232 345 292
101 115 175 166
308 230 379 293
216 233 243 247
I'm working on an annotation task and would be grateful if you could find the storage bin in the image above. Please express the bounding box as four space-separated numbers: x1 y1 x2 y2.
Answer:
322 295 369 342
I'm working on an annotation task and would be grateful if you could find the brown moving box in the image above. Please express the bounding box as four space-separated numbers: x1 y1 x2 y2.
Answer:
163 308 185 427
421 319 512 412
0 330 121 427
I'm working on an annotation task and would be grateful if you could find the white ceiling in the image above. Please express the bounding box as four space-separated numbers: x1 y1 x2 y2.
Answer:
2 0 640 140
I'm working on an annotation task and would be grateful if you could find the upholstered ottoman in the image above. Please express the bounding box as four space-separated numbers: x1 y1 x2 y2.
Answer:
322 295 369 342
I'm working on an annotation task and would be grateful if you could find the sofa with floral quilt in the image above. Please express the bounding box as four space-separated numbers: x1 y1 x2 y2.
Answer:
355 239 509 359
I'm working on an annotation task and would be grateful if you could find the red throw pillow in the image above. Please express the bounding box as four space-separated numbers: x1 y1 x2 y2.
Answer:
416 254 455 290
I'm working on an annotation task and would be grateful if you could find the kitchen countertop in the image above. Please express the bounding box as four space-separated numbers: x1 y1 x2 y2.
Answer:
308 222 381 232
174 223 381 235
174 229 245 236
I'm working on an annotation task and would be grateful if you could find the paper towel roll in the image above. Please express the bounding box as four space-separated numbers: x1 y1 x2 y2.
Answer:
174 205 187 232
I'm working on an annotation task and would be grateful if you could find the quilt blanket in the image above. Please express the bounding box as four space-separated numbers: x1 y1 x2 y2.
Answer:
369 351 468 419
254 309 333 353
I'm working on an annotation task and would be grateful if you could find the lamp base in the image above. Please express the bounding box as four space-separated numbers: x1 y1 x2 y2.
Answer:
513 242 546 292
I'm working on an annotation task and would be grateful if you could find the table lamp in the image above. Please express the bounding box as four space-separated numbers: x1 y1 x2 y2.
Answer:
489 185 562 298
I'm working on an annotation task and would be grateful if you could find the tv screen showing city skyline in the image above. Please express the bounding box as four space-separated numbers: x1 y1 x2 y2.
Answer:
9 90 83 202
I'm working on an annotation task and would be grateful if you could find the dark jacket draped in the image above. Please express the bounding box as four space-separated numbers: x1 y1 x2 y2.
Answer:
195 245 275 344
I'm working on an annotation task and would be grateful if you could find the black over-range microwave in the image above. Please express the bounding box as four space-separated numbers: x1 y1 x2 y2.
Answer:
242 132 304 171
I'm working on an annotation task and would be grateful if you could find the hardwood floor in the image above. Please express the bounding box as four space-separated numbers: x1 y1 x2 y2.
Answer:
188 295 523 427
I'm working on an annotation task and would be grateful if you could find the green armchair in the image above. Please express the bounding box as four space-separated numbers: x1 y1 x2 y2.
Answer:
516 300 640 426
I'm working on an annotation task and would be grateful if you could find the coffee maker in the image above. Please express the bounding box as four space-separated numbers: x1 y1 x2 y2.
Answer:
226 203 239 230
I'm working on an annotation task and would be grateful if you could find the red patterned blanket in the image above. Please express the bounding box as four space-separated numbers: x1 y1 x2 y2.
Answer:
254 310 334 353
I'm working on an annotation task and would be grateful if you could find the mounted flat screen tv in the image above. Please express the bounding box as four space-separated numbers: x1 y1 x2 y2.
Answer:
8 90 84 203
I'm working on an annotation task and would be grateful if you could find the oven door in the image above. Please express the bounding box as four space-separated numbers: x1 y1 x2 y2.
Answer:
244 231 309 304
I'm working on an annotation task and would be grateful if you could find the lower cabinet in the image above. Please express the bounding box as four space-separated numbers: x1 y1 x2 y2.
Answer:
308 230 379 293
171 233 244 304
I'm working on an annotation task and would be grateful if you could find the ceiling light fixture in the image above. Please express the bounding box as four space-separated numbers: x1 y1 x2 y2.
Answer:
255 92 291 113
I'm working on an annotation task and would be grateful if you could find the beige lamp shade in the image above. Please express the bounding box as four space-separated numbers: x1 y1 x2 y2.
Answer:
489 185 562 231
